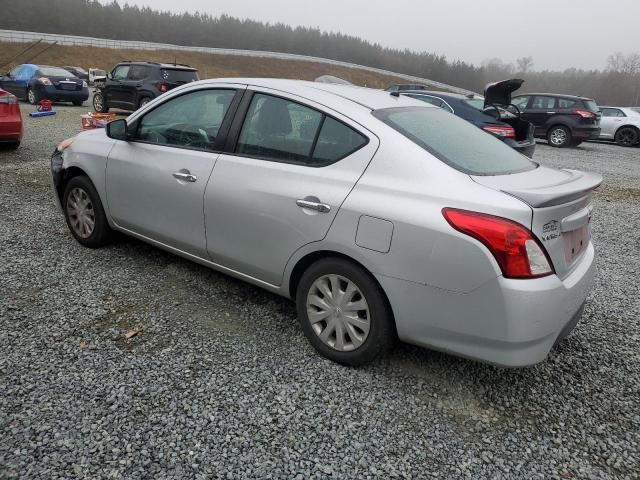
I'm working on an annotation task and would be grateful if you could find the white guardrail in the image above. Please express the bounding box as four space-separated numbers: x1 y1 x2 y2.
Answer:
0 28 474 95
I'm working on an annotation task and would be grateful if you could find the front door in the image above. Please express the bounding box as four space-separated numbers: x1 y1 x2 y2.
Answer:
599 107 625 139
106 87 240 257
526 95 558 135
204 90 378 286
104 65 131 108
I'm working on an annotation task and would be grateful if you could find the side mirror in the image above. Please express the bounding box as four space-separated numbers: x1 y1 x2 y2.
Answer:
106 119 129 140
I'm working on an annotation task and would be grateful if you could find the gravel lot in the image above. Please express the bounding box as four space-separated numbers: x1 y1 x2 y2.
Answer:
1 104 639 480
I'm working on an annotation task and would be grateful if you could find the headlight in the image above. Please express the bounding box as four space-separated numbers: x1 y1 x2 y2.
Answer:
57 138 74 152
38 77 52 86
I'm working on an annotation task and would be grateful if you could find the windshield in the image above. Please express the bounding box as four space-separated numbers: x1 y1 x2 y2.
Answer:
373 107 536 176
38 67 75 77
463 98 485 111
161 69 199 83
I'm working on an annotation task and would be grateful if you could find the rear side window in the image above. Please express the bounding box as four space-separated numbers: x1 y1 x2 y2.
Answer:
161 69 199 84
582 100 599 112
236 93 367 166
601 108 626 117
128 65 148 81
531 96 556 109
557 98 578 109
511 96 530 108
373 107 536 176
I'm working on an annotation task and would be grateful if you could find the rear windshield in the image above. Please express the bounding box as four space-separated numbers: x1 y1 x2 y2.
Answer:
373 107 536 176
38 67 74 77
463 98 485 111
583 100 598 112
160 69 199 83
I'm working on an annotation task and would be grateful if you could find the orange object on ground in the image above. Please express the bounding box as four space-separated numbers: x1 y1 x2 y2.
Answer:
81 113 117 130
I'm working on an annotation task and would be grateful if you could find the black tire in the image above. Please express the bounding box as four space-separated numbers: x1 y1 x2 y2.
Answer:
72 100 84 107
26 88 38 105
296 257 394 366
571 139 584 147
92 92 109 113
5 141 20 150
547 125 572 148
138 96 152 109
63 176 112 248
615 127 639 147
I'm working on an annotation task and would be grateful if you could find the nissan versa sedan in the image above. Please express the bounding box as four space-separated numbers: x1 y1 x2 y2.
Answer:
51 78 602 367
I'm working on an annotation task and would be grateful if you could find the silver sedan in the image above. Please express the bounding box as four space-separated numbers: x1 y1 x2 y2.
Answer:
51 78 601 367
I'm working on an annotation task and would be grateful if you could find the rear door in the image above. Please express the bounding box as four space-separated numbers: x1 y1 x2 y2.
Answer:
527 95 558 135
204 89 377 286
106 87 242 257
124 65 149 108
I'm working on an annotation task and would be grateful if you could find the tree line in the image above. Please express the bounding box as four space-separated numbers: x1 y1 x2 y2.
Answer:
1 0 638 106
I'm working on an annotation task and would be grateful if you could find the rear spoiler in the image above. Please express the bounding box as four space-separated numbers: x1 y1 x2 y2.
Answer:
501 169 603 208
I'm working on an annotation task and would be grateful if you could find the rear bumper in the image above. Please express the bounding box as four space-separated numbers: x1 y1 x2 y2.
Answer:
0 119 23 142
35 85 90 102
377 242 595 367
573 126 601 140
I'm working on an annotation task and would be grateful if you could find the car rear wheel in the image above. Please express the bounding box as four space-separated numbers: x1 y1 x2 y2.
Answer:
63 176 112 248
615 127 639 147
93 92 109 113
547 125 572 148
138 96 152 109
72 100 84 107
296 258 394 366
27 88 38 105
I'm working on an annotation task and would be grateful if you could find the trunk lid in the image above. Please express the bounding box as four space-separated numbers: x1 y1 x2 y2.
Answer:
484 78 524 107
473 166 602 278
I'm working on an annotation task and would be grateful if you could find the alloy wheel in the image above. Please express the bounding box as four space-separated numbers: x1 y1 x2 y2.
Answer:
549 128 567 146
93 94 104 112
306 274 371 352
616 128 638 147
27 89 36 104
66 187 95 239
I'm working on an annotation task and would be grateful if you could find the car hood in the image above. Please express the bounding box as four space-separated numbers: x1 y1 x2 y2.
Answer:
484 79 524 107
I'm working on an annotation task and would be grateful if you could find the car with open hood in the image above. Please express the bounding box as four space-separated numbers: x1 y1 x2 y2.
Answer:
0 64 90 106
401 79 536 157
51 78 601 367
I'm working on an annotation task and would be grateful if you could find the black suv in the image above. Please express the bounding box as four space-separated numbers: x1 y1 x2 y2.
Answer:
511 93 601 148
93 61 199 112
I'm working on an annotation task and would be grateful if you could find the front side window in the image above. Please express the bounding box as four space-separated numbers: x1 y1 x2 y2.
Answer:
112 66 130 81
236 93 368 166
374 107 536 176
531 96 556 109
136 89 236 150
601 108 625 117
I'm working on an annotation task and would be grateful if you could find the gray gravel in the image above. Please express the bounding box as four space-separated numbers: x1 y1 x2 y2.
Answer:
1 104 639 479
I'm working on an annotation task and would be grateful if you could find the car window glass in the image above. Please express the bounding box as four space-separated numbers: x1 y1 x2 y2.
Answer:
236 94 323 164
531 96 556 109
14 66 30 81
9 66 21 77
557 98 578 109
511 96 529 108
311 117 367 166
112 66 130 81
408 94 442 107
128 65 148 81
136 89 236 150
374 107 536 176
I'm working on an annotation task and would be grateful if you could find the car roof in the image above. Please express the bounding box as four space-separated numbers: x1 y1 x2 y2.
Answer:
205 78 434 111
516 93 594 101
118 61 197 70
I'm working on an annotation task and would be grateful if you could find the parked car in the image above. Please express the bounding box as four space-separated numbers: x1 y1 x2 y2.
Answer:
51 79 601 367
63 66 89 81
93 61 199 112
511 93 601 148
597 106 640 147
88 68 107 86
0 88 23 149
0 64 90 106
400 79 536 157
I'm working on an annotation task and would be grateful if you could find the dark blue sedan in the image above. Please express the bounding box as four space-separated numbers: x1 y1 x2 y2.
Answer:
400 80 536 157
0 64 90 106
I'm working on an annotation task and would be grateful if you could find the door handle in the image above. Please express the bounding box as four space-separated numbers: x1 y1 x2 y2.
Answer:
172 170 197 182
296 198 331 213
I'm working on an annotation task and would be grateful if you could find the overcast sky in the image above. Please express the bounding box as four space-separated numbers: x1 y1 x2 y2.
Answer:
120 0 640 71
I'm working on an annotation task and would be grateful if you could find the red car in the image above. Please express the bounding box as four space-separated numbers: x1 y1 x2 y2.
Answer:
0 88 23 149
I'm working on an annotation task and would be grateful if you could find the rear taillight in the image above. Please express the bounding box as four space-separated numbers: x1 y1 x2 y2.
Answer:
0 93 18 104
483 125 516 138
37 77 52 86
156 83 169 93
442 208 554 279
573 109 596 119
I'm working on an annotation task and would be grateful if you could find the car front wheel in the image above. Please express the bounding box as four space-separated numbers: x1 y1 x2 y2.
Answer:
547 125 572 148
27 88 38 105
63 176 112 248
93 92 109 113
296 258 394 366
